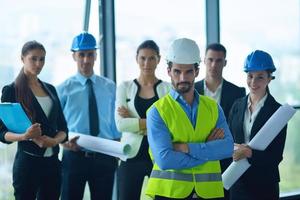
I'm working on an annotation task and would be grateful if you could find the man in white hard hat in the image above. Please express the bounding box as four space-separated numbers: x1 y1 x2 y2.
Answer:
146 38 234 200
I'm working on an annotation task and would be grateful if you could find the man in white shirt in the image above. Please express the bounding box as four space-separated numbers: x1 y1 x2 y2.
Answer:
195 43 245 119
195 43 245 200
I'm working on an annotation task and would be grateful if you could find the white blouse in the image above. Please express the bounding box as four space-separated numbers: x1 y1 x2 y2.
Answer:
35 96 53 117
243 93 268 143
35 95 53 157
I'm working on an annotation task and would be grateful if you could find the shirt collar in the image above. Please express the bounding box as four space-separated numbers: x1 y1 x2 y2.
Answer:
204 79 223 94
76 72 96 86
170 88 199 105
247 92 268 109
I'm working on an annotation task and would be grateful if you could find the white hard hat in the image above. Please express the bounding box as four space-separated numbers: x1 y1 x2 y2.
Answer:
166 38 201 64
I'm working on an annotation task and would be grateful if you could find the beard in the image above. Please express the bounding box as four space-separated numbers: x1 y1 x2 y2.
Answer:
172 80 193 94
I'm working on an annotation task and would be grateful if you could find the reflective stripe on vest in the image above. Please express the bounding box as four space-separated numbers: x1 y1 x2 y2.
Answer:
150 170 222 182
194 173 222 182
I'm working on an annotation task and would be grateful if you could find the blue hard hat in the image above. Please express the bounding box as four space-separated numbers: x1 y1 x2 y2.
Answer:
244 50 276 72
71 32 97 51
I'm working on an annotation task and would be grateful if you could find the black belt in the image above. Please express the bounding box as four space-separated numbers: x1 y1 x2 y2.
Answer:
68 150 114 160
23 150 56 158
23 151 44 157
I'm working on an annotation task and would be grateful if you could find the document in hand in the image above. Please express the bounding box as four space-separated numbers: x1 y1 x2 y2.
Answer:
69 132 131 161
222 104 297 190
0 103 32 133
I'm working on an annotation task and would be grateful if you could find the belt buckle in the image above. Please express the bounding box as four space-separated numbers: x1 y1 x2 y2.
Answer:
84 151 95 158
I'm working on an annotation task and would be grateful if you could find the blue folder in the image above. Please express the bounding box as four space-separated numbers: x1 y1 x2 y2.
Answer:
0 103 32 133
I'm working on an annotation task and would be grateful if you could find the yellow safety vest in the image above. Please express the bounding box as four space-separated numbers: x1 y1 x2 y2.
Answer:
146 94 224 199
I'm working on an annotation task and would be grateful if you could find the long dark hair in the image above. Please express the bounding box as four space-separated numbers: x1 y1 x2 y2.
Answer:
15 41 46 122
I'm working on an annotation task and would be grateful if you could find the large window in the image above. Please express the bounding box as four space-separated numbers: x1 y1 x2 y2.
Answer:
220 0 300 194
115 0 206 84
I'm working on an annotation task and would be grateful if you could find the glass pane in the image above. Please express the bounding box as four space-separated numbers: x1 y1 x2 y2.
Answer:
0 0 84 198
220 0 300 194
220 0 300 104
0 143 17 199
280 109 300 193
0 0 104 88
115 0 206 84
89 0 101 76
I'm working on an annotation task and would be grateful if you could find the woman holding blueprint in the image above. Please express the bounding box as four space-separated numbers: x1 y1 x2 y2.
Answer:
115 40 171 200
0 41 68 200
227 50 287 200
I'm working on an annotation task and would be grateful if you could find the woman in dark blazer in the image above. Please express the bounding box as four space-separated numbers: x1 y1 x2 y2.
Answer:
0 41 68 200
228 50 287 200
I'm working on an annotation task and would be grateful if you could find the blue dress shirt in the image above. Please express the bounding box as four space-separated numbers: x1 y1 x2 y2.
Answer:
56 73 120 140
147 89 233 170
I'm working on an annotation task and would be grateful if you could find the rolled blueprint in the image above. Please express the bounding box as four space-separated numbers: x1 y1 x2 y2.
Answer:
222 104 296 190
69 132 131 161
248 104 296 150
222 159 251 190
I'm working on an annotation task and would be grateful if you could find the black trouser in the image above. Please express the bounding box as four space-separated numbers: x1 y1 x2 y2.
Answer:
61 150 117 200
220 158 232 200
12 151 61 200
117 159 152 200
230 180 279 200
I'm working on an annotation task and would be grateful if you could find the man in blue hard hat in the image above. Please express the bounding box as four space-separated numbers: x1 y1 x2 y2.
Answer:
57 32 120 200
